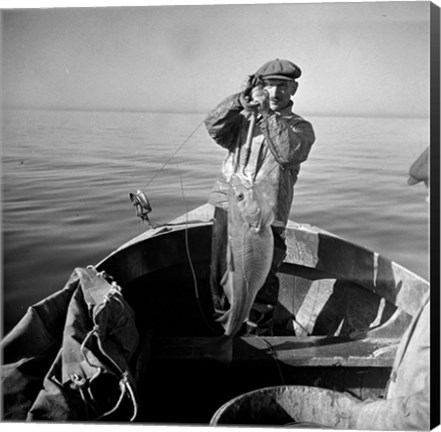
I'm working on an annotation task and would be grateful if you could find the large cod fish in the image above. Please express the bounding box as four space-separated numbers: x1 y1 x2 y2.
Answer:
211 173 274 362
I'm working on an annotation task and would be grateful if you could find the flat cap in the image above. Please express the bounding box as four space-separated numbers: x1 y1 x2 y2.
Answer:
255 58 302 80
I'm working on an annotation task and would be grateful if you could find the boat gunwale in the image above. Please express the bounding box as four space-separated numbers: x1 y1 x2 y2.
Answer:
97 204 429 320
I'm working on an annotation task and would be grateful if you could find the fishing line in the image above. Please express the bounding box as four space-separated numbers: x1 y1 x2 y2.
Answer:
256 335 286 385
292 317 311 336
128 117 220 335
176 162 222 336
129 119 205 224
143 119 205 191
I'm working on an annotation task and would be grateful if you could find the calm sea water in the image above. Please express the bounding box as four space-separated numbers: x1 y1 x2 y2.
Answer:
1 108 429 334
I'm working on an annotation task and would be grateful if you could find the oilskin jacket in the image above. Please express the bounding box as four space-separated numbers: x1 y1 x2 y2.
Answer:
205 93 315 228
351 292 430 430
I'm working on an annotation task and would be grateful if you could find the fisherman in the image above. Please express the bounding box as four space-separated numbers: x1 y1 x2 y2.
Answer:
347 146 431 430
205 59 315 335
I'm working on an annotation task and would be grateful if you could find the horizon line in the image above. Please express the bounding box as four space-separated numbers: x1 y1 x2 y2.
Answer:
2 104 430 120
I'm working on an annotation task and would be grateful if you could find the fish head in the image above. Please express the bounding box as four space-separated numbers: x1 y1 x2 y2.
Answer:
229 174 274 231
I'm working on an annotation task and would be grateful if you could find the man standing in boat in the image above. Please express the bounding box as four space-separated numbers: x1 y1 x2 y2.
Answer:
348 147 430 430
205 59 315 335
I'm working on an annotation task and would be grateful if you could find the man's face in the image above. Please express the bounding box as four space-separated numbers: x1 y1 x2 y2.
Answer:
262 79 296 111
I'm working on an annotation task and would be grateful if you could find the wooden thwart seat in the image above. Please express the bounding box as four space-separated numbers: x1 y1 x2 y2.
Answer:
152 335 398 368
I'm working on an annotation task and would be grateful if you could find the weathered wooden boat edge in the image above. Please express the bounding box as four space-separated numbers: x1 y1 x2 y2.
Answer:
96 203 429 320
98 203 339 259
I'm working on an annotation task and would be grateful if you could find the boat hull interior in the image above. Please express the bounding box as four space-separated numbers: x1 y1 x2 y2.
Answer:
96 216 429 424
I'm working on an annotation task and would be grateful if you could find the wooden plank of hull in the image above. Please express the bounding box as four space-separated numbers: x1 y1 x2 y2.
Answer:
282 222 429 318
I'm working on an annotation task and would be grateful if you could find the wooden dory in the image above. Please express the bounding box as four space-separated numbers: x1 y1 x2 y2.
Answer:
95 203 429 424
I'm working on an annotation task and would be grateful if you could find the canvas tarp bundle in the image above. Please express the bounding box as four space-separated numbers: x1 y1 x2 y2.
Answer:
1 267 140 421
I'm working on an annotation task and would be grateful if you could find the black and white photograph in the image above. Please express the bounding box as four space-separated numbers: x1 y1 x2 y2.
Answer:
1 0 438 429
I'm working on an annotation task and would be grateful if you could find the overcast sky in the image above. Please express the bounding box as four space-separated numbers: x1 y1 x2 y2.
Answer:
2 1 432 116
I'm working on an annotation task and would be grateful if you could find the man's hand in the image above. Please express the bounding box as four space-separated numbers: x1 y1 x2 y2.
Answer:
249 87 270 117
240 77 270 116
